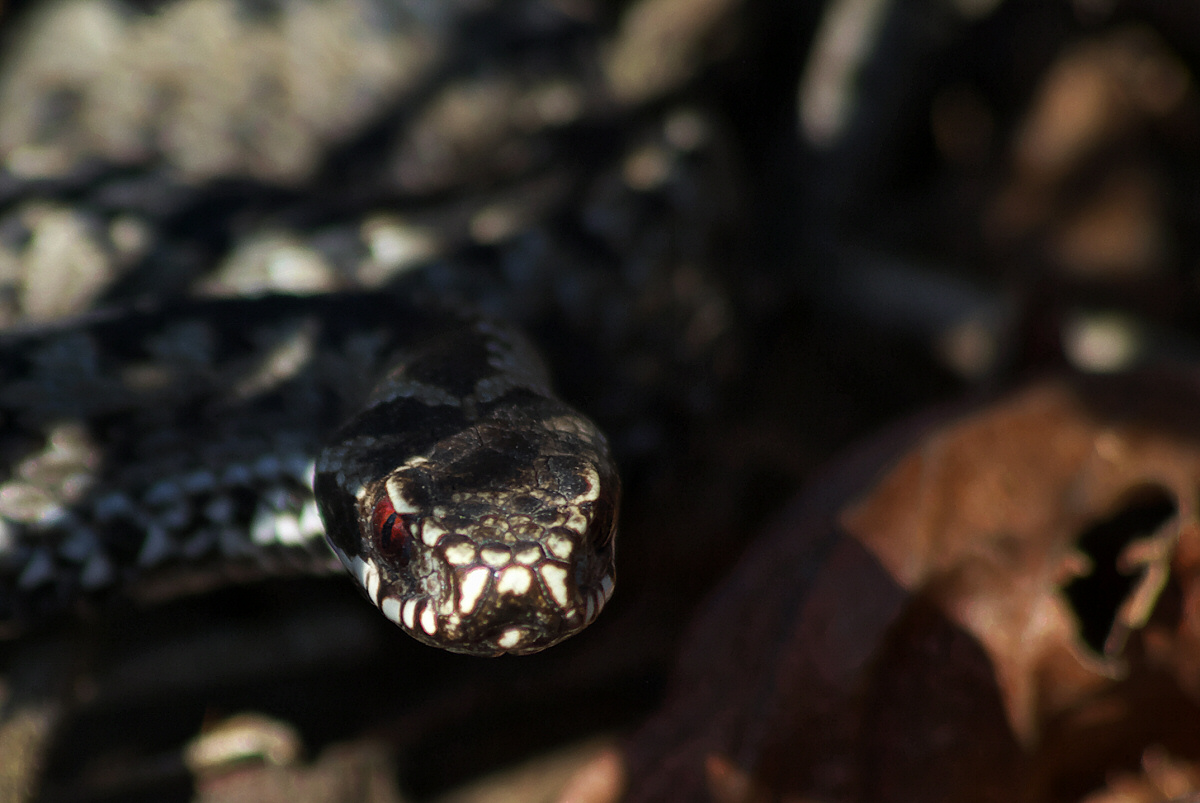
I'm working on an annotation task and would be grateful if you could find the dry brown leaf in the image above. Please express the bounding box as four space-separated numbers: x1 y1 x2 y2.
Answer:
623 372 1200 803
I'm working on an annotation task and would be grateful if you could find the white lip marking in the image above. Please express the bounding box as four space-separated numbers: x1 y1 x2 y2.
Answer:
563 511 588 535
402 598 418 629
545 533 574 560
421 520 448 547
577 467 601 502
381 597 402 625
600 574 614 602
443 541 476 565
584 594 596 623
514 547 542 564
496 628 524 649
364 562 381 604
481 547 511 567
539 563 571 609
497 565 533 595
385 478 421 515
351 556 379 603
459 567 491 614
420 604 437 635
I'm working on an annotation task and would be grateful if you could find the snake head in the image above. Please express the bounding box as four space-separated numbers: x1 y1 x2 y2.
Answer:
315 397 619 656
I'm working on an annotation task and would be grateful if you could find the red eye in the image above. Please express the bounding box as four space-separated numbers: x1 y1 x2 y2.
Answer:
371 495 410 554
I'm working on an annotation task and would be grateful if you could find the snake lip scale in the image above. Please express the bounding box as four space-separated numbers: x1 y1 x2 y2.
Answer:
314 313 620 656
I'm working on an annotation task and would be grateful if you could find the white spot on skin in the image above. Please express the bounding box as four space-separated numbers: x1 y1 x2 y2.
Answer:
381 597 402 625
298 499 324 538
481 547 511 567
348 556 381 604
576 468 601 503
459 567 491 614
514 546 542 564
496 628 525 649
365 565 381 604
444 541 476 565
420 604 437 635
496 565 533 595
273 513 303 545
250 507 277 545
402 598 418 629
539 563 571 609
385 479 421 515
420 519 448 547
563 510 588 535
546 533 574 560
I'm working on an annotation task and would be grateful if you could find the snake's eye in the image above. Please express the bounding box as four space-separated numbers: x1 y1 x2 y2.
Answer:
371 495 411 555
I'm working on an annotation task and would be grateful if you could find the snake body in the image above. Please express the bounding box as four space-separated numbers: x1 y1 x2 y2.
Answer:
0 0 738 659
0 291 619 655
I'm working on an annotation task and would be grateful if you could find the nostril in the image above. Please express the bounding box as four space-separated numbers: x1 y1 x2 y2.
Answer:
1063 484 1177 654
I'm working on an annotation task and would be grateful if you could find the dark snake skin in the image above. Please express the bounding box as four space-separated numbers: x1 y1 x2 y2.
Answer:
314 308 619 656
0 0 743 657
0 287 623 654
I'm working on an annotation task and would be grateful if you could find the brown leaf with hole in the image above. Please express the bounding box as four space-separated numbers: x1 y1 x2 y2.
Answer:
623 372 1200 802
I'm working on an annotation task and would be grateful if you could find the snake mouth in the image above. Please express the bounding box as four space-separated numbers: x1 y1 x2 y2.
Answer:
330 538 613 655
380 566 614 656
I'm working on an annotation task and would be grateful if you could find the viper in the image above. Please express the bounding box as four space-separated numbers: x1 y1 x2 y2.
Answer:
0 0 735 660
0 289 622 655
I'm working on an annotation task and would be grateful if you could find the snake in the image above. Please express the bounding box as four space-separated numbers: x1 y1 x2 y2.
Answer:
0 0 737 661
0 289 621 656
314 301 619 656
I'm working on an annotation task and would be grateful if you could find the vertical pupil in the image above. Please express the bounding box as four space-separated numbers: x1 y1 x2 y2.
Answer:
372 496 407 554
381 512 398 548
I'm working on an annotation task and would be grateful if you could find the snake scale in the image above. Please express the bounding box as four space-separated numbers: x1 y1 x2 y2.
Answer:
0 0 744 658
